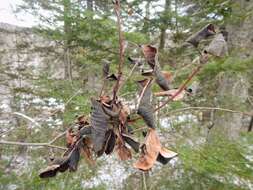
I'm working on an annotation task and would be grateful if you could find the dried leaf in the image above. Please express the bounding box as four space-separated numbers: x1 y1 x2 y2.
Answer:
186 24 216 47
106 74 118 81
39 165 59 178
161 71 172 83
137 79 156 129
122 133 140 153
81 137 95 165
76 115 89 126
154 66 170 91
68 147 80 172
128 57 144 66
142 45 157 69
39 157 69 178
134 129 177 170
157 147 178 165
116 138 132 161
104 129 116 155
66 128 75 147
102 59 110 78
79 125 92 137
90 98 110 155
133 129 160 171
204 33 228 57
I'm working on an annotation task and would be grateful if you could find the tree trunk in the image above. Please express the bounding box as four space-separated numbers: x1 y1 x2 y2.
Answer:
142 0 150 35
63 0 72 80
159 0 170 50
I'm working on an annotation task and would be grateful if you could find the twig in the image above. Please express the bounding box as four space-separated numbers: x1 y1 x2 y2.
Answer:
162 106 253 117
118 62 138 93
112 0 125 101
142 172 147 190
155 65 202 111
12 112 41 128
49 131 67 144
0 140 67 150
128 65 202 123
136 79 152 109
0 127 16 136
50 88 82 116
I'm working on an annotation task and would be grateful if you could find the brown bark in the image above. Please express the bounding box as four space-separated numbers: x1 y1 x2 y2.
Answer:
159 0 170 50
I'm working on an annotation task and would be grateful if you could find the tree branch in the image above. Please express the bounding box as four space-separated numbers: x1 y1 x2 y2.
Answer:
0 140 67 150
163 106 253 117
155 65 202 111
113 0 125 101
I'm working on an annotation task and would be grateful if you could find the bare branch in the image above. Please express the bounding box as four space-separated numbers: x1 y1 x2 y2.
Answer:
163 106 253 117
0 140 67 150
155 65 202 111
12 112 41 128
112 0 125 101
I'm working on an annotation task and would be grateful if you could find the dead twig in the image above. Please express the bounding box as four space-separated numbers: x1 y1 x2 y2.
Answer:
163 106 253 117
112 0 125 101
155 65 202 111
0 140 67 150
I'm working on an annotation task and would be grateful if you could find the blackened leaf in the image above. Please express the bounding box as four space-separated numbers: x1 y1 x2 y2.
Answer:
90 98 110 155
102 59 110 78
137 79 156 129
122 133 140 153
142 45 157 69
157 148 178 165
104 129 116 155
154 66 170 91
102 105 119 118
141 69 153 76
106 74 118 81
39 157 69 178
81 137 95 165
186 24 216 47
79 125 92 137
39 165 59 178
128 57 144 66
68 147 80 172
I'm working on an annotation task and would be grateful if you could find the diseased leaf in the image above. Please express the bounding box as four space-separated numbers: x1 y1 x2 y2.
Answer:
133 129 160 171
137 79 156 129
39 157 69 178
104 129 116 155
102 59 111 78
90 98 110 156
154 66 170 91
142 45 157 69
186 24 216 47
66 128 76 147
157 148 178 165
106 73 118 81
116 138 132 161
81 137 95 165
76 115 89 126
128 57 144 66
134 129 177 170
122 133 140 153
68 147 80 172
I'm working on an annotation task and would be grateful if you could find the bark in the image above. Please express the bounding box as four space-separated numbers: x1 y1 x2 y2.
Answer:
159 0 170 50
142 0 150 34
63 0 72 80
